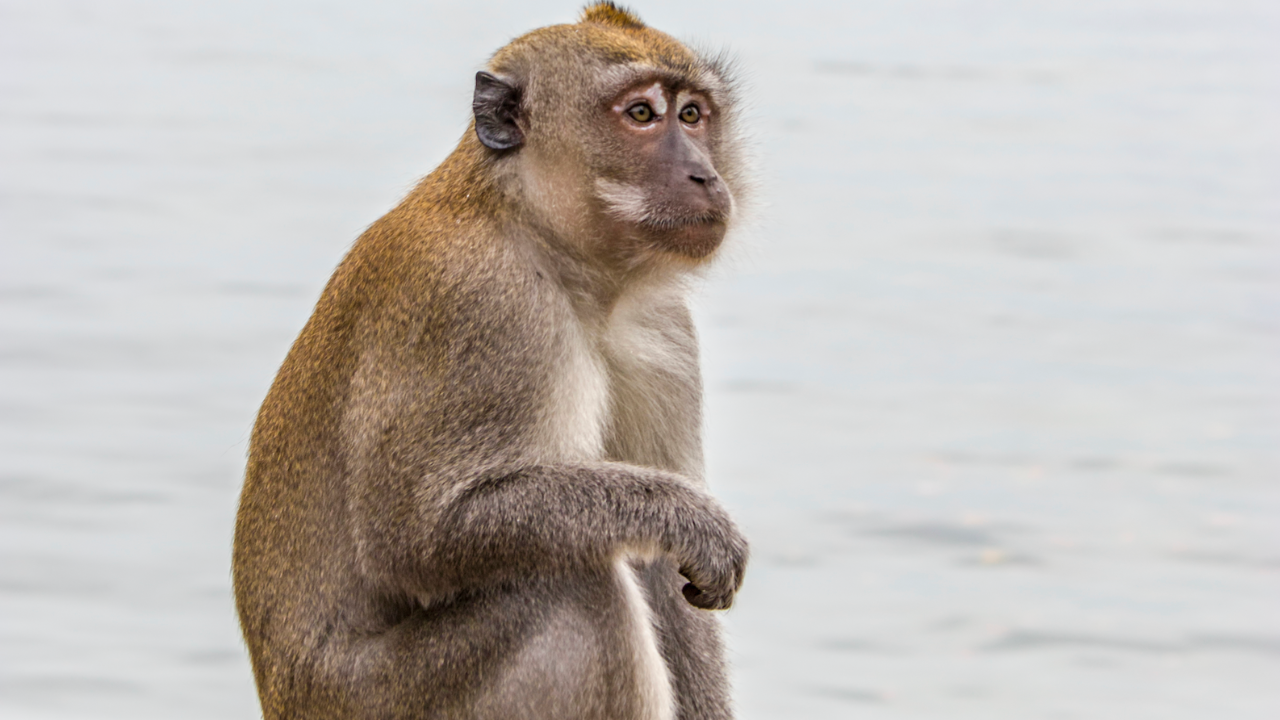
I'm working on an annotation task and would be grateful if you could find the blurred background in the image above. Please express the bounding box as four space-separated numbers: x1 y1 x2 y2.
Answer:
2 0 1278 718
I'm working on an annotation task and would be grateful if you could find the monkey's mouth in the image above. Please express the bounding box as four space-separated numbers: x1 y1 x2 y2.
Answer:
641 212 726 231
641 213 728 258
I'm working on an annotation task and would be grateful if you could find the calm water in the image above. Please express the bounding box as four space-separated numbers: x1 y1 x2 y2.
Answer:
2 1 1277 718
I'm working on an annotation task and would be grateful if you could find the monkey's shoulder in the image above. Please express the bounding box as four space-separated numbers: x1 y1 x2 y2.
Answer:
327 213 542 321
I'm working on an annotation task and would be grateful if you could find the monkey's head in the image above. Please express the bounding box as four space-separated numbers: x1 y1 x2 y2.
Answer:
472 3 746 266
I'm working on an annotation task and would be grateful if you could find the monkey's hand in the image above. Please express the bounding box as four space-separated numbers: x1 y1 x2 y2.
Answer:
669 497 749 611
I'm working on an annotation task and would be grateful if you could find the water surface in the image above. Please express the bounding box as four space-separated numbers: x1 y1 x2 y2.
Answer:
2 1 1277 718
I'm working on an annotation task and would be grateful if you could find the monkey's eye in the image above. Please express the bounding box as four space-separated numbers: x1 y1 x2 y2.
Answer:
679 105 701 124
627 103 655 123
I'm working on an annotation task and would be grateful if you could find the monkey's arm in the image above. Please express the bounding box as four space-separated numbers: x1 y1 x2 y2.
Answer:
342 348 744 609
346 413 746 610
427 462 747 610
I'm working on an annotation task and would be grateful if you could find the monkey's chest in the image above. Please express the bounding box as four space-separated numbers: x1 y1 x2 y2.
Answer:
536 322 612 462
538 309 701 477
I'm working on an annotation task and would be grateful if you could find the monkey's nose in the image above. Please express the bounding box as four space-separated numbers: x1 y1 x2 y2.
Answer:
688 172 720 189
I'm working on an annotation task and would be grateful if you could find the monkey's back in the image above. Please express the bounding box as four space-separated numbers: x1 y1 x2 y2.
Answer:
234 162 509 704
230 163 681 717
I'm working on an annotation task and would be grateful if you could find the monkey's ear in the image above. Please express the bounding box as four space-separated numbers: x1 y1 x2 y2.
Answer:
473 72 524 151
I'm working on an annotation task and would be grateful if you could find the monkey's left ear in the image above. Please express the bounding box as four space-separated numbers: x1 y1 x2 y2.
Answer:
473 72 524 151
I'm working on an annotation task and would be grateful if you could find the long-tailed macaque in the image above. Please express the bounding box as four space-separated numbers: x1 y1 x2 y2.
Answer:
233 4 750 718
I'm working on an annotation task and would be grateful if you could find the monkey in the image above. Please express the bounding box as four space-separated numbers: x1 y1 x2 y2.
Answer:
233 4 750 719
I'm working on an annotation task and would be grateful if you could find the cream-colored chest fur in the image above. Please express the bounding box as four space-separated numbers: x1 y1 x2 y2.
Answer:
537 280 702 479
535 312 612 463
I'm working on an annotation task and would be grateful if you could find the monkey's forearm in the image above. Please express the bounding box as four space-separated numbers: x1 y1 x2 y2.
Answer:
421 463 746 608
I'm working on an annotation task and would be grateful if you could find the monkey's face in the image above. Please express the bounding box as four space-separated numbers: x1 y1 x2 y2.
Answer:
591 79 735 260
474 21 743 266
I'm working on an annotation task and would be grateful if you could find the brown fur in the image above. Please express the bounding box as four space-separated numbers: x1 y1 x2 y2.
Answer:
580 1 646 29
234 5 749 718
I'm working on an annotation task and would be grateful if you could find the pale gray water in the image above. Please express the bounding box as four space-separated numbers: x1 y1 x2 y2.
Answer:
2 1 1277 718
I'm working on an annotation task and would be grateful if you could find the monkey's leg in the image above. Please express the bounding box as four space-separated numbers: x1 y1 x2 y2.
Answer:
468 566 676 720
639 558 734 720
297 570 673 720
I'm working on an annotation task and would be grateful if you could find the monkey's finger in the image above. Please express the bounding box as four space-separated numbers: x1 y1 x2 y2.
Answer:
682 582 733 610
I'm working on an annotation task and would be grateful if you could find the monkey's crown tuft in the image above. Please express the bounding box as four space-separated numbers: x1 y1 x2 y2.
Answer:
580 2 645 29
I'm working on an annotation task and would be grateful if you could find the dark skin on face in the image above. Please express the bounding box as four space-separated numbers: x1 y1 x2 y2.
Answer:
606 80 732 258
